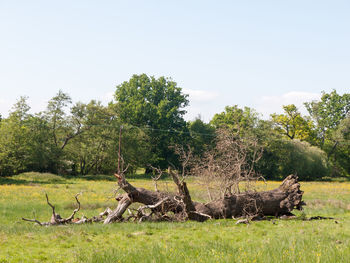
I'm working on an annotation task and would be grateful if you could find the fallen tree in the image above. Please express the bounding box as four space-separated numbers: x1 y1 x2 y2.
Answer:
103 170 305 223
22 130 305 225
103 128 303 223
21 171 305 225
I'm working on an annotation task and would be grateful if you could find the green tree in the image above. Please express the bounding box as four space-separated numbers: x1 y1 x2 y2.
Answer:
113 74 189 169
210 105 260 137
304 90 350 176
260 138 330 181
66 101 153 175
45 90 74 150
305 90 350 147
25 115 55 172
188 117 215 157
271 104 313 141
327 116 350 176
0 97 63 176
0 97 33 175
42 90 99 173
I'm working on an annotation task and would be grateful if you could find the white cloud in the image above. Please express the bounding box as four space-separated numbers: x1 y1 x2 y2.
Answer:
183 89 219 102
183 89 221 122
255 91 321 118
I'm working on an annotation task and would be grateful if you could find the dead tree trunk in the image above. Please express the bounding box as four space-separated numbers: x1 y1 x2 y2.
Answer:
22 174 305 225
104 173 183 223
194 174 305 218
104 173 305 223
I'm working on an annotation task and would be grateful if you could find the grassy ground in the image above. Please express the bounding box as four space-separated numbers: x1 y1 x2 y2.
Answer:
1 172 350 263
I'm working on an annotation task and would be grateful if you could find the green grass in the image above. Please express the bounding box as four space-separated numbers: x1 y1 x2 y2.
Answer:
1 172 350 263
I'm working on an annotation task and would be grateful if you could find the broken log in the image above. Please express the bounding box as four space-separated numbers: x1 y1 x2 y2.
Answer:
104 173 305 223
194 174 305 218
104 173 184 223
23 174 305 225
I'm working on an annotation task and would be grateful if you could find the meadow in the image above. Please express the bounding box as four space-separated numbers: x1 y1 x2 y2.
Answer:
1 172 350 263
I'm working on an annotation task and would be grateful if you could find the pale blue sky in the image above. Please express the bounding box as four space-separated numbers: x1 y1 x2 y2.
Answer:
1 1 349 121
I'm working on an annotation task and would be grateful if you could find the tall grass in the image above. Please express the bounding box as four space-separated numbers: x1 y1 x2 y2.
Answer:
1 173 350 262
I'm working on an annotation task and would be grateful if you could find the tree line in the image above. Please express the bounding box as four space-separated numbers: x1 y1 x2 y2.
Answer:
0 74 349 180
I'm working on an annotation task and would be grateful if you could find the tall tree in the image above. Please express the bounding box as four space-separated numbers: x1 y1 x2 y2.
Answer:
304 90 350 176
188 117 215 157
0 97 33 175
210 105 260 137
271 104 313 141
113 74 189 168
66 101 153 175
327 116 350 176
43 91 98 173
305 90 350 147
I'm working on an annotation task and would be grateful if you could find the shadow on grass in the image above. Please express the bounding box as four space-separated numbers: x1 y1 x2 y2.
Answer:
125 173 171 180
0 172 172 185
318 176 350 182
65 174 117 182
72 173 171 181
0 177 70 185
0 172 71 185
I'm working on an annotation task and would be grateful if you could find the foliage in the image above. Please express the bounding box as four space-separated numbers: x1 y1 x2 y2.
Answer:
113 74 189 169
304 90 350 177
0 97 31 176
210 105 260 137
271 104 313 141
0 97 54 175
62 100 153 175
0 91 153 176
259 138 330 180
305 90 350 147
328 117 350 176
0 82 349 179
187 117 215 157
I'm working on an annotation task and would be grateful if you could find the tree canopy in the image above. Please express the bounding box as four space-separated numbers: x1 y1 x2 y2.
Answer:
113 74 190 168
271 104 313 141
0 76 349 180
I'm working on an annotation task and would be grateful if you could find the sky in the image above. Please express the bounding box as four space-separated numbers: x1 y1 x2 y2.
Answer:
0 1 349 121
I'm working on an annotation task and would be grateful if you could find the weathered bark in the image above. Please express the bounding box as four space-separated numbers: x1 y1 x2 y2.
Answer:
194 174 305 218
104 174 184 223
105 173 305 223
23 174 305 226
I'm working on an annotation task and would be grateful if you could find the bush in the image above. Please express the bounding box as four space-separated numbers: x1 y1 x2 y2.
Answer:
259 139 330 181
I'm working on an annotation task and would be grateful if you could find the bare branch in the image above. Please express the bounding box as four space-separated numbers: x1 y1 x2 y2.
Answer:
149 165 163 191
192 128 264 199
64 193 81 222
45 193 56 217
22 218 43 226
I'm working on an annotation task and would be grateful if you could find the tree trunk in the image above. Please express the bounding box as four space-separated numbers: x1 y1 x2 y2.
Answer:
105 174 305 223
103 177 183 224
194 174 305 218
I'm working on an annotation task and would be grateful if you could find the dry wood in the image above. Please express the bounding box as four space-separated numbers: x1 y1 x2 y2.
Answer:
102 172 305 223
22 193 113 226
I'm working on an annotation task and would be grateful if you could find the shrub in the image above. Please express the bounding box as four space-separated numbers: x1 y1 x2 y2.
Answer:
259 139 330 181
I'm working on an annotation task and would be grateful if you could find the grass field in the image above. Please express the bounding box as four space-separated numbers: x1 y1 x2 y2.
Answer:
1 172 350 263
